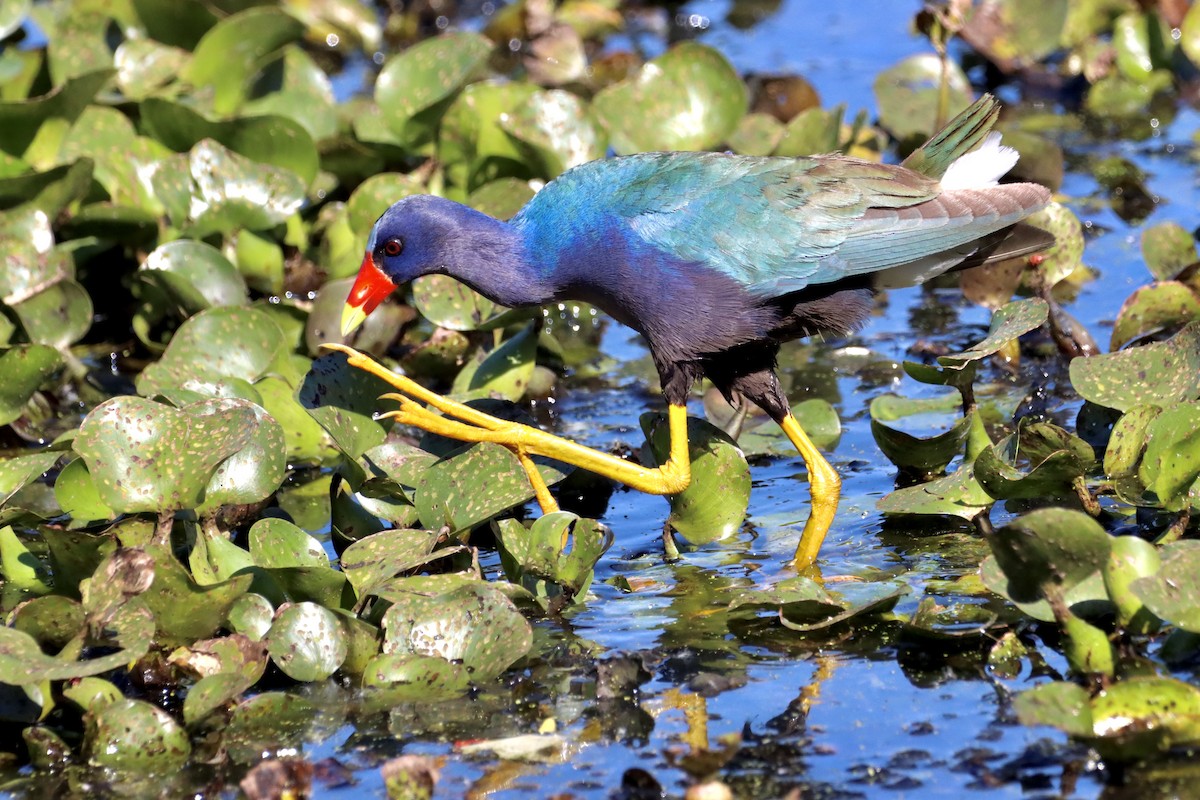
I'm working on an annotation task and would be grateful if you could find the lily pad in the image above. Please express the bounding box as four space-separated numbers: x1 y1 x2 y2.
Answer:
593 42 746 154
1069 322 1200 412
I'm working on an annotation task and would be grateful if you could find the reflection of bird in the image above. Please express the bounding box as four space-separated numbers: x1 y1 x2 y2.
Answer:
338 94 1051 569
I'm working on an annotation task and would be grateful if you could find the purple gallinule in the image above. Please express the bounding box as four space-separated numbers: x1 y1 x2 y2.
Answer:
334 93 1051 569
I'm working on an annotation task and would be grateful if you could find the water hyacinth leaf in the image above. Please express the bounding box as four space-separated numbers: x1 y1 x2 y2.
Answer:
298 350 393 461
0 344 60 426
500 90 606 177
873 54 972 141
61 677 122 714
345 172 424 239
876 463 993 520
74 396 256 514
0 159 93 218
1069 322 1200 412
248 518 328 569
361 652 471 695
494 512 612 599
938 298 1049 368
59 106 166 212
0 210 65 306
728 112 785 156
138 544 253 643
184 672 253 725
412 274 506 331
642 412 750 544
138 240 248 317
723 397 841 457
256 377 336 464
1024 202 1085 288
1104 535 1162 634
1013 681 1093 738
381 582 532 681
774 105 843 158
0 610 151 684
151 140 306 237
0 451 59 506
957 0 1068 71
182 6 306 116
242 46 337 142
1112 11 1174 83
723 575 837 620
141 99 319 186
1141 221 1198 282
0 524 50 594
267 565 354 609
988 508 1111 605
868 392 961 422
12 278 93 349
440 80 540 190
189 528 256 588
114 37 188 99
361 440 440 500
40 527 115 594
979 554 1110 623
467 178 537 220
84 698 191 772
266 602 348 682
1087 677 1200 761
1131 541 1200 632
451 324 538 401
1109 281 1200 351
413 442 563 533
777 583 908 632
227 593 274 641
1104 404 1160 497
374 31 492 148
974 425 1095 501
340 529 445 600
593 43 746 154
193 399 287 515
135 306 288 397
10 595 85 651
870 410 973 474
0 69 111 161
1138 403 1200 510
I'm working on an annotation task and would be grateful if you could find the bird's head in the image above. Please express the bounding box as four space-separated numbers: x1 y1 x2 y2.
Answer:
341 196 461 336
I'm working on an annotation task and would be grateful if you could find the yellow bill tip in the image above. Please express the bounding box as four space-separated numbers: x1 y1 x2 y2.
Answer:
340 303 368 337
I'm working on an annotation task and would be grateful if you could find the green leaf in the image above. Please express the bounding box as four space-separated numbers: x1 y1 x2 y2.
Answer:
494 511 612 600
137 239 248 317
181 7 306 116
60 105 167 212
1109 281 1200 351
12 278 93 349
938 298 1049 368
0 451 59 507
0 345 61 426
451 324 538 401
642 412 751 544
987 508 1112 605
74 396 256 514
872 55 972 141
374 31 492 149
1141 222 1198 282
297 350 393 462
0 69 111 162
1070 322 1200 411
340 528 446 600
139 544 253 644
84 698 191 772
870 410 972 474
1131 541 1200 632
1138 403 1200 510
411 274 507 331
0 524 51 594
499 89 607 177
193 398 287 515
248 518 328 569
876 463 993 520
593 43 746 154
266 602 348 682
113 37 189 100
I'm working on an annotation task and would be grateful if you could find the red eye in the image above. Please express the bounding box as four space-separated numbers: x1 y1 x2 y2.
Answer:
383 238 403 257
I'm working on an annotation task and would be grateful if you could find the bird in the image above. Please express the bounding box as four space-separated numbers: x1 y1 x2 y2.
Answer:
335 93 1051 570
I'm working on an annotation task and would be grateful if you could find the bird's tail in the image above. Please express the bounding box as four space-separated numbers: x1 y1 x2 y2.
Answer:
900 94 1000 181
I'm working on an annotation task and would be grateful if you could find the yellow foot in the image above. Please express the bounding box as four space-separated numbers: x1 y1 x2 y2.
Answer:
324 343 694 500
780 414 842 571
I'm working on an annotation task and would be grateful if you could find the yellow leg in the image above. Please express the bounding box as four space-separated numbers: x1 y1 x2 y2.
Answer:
780 413 841 570
327 344 693 495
